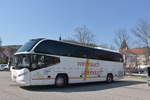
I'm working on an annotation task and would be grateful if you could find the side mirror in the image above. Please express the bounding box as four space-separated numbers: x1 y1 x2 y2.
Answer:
147 67 150 77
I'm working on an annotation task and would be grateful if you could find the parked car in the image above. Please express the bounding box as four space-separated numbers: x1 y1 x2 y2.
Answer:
0 64 9 71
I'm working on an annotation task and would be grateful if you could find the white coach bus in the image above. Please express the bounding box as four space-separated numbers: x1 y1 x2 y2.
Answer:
11 38 124 86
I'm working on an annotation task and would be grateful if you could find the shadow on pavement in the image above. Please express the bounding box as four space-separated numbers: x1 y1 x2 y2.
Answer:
20 80 146 92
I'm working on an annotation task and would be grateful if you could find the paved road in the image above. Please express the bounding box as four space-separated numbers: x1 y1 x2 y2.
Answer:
0 71 150 100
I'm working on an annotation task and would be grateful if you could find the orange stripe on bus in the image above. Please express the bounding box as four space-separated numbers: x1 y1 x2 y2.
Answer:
32 78 55 80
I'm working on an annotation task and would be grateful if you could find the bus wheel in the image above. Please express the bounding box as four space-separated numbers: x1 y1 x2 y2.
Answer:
55 75 67 87
106 74 113 83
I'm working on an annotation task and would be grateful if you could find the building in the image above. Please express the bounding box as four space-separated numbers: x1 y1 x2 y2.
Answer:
0 45 21 64
119 40 148 73
120 48 146 66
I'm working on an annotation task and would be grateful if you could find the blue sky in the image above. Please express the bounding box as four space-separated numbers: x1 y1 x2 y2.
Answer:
0 0 150 47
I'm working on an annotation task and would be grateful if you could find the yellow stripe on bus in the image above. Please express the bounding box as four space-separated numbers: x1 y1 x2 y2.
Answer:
83 59 90 80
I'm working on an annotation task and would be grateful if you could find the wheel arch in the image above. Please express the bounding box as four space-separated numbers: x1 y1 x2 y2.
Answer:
56 73 69 83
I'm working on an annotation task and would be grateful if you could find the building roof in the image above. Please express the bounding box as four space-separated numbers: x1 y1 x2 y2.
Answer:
119 48 144 55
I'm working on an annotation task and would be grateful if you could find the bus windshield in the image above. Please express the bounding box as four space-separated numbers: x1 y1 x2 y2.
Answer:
17 39 42 52
12 54 31 69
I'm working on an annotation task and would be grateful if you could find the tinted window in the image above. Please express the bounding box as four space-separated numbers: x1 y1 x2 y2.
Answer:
34 40 75 56
34 40 61 55
12 54 31 69
34 40 50 54
17 39 42 52
30 55 60 71
34 40 123 62
12 54 61 71
94 49 123 62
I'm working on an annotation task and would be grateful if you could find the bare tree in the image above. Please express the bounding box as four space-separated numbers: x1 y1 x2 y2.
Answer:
74 25 95 46
98 43 116 50
0 37 2 47
114 28 130 49
132 18 150 64
109 44 116 50
0 37 2 52
0 37 2 63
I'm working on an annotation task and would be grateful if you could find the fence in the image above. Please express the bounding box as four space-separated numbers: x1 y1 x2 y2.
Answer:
125 67 147 74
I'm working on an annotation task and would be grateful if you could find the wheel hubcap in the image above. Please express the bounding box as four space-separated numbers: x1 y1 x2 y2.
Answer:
56 78 64 85
107 75 112 82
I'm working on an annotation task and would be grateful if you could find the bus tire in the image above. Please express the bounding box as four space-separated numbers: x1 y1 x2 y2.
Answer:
106 74 113 83
55 74 68 87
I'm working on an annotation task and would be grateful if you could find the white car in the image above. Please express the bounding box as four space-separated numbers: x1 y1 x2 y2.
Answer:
0 64 9 71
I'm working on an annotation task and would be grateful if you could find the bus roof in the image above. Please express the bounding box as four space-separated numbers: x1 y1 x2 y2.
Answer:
94 47 120 53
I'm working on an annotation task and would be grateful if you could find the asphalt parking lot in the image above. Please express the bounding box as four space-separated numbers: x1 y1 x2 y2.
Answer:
0 71 150 100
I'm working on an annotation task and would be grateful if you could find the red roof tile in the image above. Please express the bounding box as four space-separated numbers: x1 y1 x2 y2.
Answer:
119 48 144 54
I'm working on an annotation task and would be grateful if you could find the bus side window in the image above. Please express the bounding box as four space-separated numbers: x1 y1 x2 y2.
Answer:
38 56 45 67
44 56 60 66
31 55 60 70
